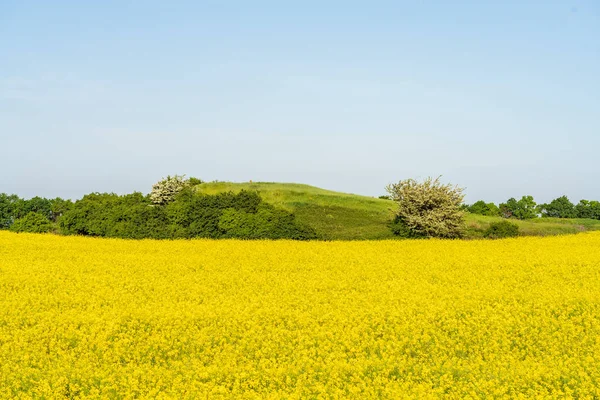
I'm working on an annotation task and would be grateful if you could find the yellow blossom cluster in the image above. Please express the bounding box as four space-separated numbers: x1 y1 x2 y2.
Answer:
1 231 600 398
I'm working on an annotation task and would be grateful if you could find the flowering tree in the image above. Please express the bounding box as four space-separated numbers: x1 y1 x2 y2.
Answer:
386 176 465 238
150 175 190 205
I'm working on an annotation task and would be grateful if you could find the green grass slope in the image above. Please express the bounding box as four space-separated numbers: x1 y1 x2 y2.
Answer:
195 182 600 240
195 182 397 240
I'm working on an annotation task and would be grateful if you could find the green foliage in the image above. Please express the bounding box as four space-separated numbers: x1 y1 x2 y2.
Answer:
0 193 20 229
378 195 391 200
13 196 53 220
575 200 600 220
467 200 500 216
538 196 576 218
386 177 465 238
388 216 423 238
187 177 204 186
90 193 167 238
49 198 73 222
8 181 600 241
483 220 519 239
499 196 537 220
218 204 317 240
59 189 316 240
59 192 171 239
0 194 71 228
10 212 54 233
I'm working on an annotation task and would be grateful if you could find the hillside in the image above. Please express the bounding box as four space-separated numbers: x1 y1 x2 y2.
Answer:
194 182 600 240
195 182 397 240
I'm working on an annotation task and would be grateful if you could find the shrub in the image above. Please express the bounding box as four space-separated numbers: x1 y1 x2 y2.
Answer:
10 212 54 233
388 216 424 238
218 204 317 240
484 221 519 239
499 196 537 220
385 177 465 238
150 175 190 205
538 196 576 218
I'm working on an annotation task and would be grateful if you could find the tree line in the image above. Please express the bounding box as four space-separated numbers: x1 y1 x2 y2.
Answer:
0 176 317 240
465 196 600 220
3 175 599 241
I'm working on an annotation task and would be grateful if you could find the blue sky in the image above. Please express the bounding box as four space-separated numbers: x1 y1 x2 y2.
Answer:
1 1 598 203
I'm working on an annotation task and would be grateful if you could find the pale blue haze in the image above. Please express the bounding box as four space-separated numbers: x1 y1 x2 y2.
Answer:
1 1 599 203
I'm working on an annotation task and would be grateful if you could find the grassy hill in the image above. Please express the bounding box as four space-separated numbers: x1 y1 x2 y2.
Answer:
194 182 600 240
195 182 397 240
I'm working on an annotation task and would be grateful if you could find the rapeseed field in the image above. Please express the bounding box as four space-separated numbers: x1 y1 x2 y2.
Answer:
1 231 599 398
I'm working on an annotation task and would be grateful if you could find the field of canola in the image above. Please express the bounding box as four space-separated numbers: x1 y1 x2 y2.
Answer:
1 231 600 398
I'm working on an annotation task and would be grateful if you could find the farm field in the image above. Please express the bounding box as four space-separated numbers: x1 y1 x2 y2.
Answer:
1 231 600 398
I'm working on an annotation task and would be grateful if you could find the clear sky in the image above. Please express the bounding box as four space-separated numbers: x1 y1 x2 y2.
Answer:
1 1 598 203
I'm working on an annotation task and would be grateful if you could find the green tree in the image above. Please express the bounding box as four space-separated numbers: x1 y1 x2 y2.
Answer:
49 198 73 222
12 196 53 220
499 196 537 220
467 200 500 216
386 176 465 238
575 200 600 220
538 196 576 218
0 193 20 229
187 177 204 186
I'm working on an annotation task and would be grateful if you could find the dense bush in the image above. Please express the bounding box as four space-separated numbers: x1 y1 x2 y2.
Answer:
218 205 317 240
484 221 519 239
538 196 576 218
386 177 465 238
10 212 54 233
58 192 161 238
59 189 317 240
499 196 537 220
467 200 500 216
388 216 424 238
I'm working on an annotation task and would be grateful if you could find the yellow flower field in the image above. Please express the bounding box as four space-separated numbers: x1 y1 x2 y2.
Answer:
1 231 600 398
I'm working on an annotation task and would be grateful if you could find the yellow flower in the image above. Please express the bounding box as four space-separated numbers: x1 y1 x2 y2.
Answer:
1 231 599 398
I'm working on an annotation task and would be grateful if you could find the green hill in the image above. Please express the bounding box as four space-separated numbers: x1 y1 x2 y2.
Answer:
194 182 600 240
195 182 397 240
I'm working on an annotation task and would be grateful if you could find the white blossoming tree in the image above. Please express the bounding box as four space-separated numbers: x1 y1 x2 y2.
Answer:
386 176 465 238
150 175 190 205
